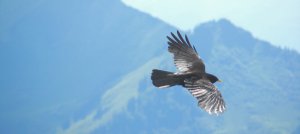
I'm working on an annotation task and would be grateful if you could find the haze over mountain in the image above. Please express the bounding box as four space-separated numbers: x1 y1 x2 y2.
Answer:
122 0 300 52
0 0 299 134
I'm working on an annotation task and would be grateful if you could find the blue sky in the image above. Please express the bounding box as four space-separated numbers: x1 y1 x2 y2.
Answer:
122 0 300 52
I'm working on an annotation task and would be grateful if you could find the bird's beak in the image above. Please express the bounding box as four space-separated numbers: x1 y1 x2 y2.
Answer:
217 80 222 82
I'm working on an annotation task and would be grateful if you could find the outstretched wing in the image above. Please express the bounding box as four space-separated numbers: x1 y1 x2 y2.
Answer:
167 31 205 73
184 79 226 115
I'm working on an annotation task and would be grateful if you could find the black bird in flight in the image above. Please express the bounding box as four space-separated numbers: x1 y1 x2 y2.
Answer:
151 31 226 115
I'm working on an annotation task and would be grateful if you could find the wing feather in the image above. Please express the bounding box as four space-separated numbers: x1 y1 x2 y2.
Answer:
167 31 205 73
184 79 226 115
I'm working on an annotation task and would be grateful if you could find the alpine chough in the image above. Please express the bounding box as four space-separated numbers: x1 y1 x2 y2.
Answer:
151 31 226 115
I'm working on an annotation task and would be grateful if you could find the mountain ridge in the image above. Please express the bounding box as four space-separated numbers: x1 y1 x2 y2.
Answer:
86 17 300 133
0 0 300 134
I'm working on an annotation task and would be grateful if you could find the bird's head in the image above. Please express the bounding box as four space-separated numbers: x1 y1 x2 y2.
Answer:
206 73 222 83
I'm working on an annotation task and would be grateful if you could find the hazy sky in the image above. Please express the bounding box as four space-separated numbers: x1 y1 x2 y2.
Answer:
122 0 300 52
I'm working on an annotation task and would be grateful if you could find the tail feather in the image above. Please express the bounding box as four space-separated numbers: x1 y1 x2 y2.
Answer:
151 69 183 88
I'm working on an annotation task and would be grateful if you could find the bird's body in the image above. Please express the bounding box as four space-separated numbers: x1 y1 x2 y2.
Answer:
151 31 226 115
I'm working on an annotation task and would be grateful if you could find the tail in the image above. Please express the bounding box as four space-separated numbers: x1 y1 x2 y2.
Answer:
151 69 183 88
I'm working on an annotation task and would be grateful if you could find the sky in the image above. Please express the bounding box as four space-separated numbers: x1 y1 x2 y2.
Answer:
122 0 300 52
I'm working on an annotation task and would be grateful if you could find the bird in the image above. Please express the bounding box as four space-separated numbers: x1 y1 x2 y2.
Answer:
151 31 226 115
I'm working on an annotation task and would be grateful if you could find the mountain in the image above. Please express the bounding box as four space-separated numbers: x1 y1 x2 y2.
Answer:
1 0 300 134
89 19 300 134
0 0 172 133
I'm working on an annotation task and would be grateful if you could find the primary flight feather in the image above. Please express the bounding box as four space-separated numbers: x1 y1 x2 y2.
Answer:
151 31 226 115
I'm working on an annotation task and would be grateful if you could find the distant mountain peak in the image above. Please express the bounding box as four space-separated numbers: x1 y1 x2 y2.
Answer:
217 18 235 27
192 18 257 51
195 18 252 37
